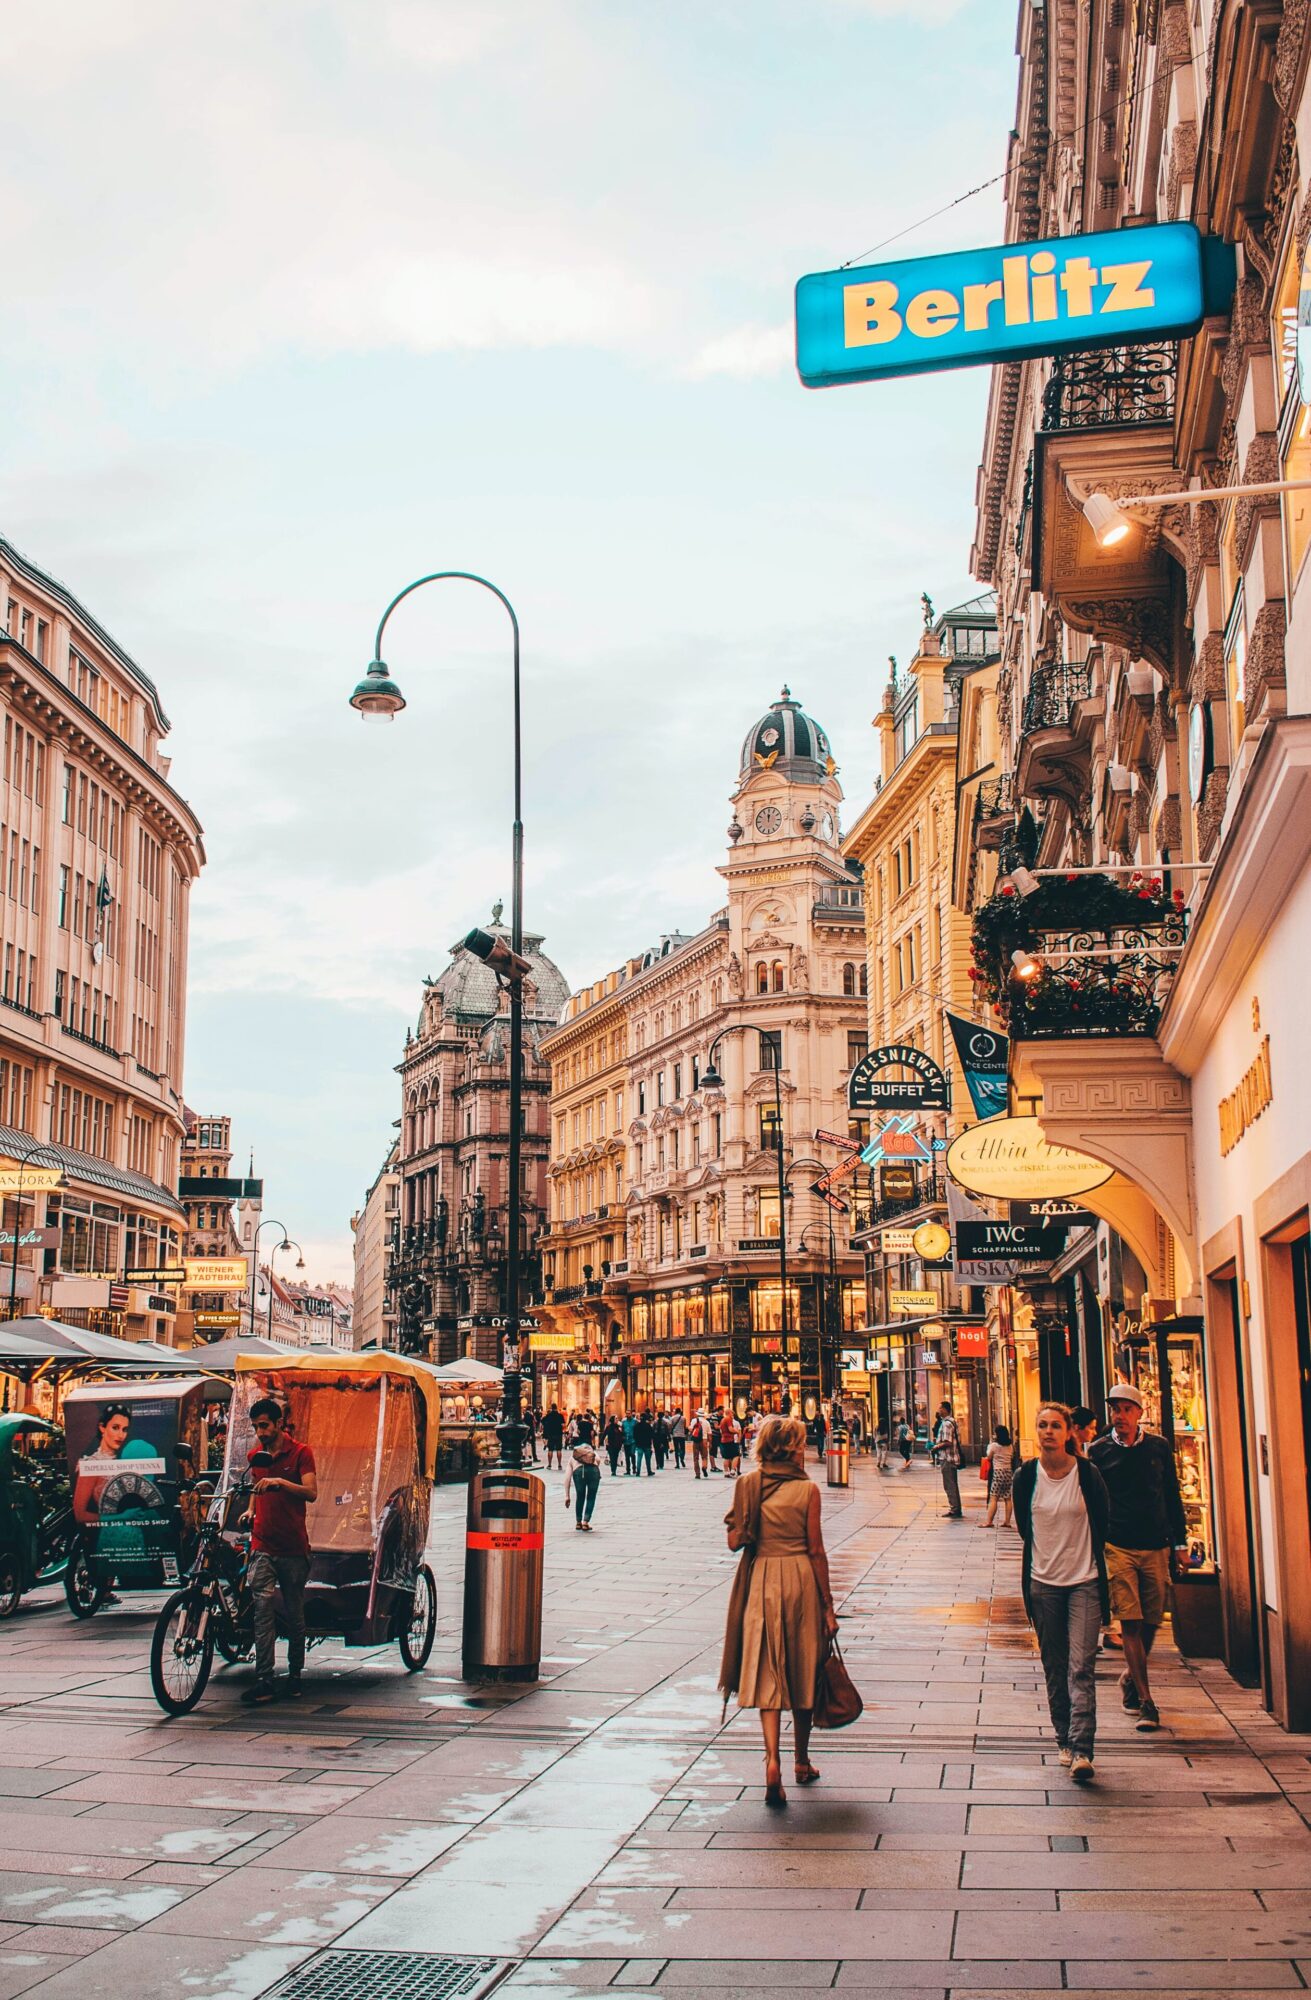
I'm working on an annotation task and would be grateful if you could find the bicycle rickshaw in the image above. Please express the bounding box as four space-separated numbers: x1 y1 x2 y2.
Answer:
0 1413 73 1616
62 1377 211 1617
150 1350 439 1714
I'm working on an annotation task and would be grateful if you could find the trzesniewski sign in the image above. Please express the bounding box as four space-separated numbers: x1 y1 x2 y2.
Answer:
849 1044 951 1112
796 223 1235 388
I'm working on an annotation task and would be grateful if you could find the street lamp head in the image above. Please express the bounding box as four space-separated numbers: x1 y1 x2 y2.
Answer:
1081 491 1134 549
463 926 532 980
349 659 407 723
701 1060 724 1091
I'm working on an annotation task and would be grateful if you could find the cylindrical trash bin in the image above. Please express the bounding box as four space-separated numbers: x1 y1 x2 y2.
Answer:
462 1467 545 1682
826 1432 850 1488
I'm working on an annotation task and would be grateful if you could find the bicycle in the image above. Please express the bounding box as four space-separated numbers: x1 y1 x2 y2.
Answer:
149 1479 254 1716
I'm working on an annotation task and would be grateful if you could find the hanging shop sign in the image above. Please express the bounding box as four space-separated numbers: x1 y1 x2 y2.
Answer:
1011 1198 1094 1226
955 1327 990 1358
889 1289 938 1314
184 1258 251 1290
849 1044 951 1112
954 1219 1066 1268
0 1165 63 1194
880 1162 917 1201
811 1182 850 1215
945 1116 1113 1200
861 1113 934 1166
796 222 1236 388
814 1128 860 1152
0 1227 59 1250
946 1013 1009 1121
528 1332 561 1352
193 1310 241 1330
880 1228 917 1253
126 1265 187 1286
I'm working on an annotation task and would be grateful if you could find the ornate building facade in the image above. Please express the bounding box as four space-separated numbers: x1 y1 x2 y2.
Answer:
351 1139 400 1352
537 691 870 1418
177 1109 262 1345
389 908 568 1361
960 0 1311 1727
0 535 204 1342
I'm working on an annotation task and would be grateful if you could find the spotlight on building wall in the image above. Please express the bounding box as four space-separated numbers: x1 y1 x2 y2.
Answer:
464 928 532 980
1082 492 1134 549
1011 947 1042 981
1007 866 1041 898
348 659 407 722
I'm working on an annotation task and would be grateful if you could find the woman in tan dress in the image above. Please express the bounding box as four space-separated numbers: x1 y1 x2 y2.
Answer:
719 1414 839 1809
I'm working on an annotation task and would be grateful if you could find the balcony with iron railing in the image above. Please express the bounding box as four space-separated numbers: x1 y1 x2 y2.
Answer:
1041 344 1176 434
973 772 1015 852
1016 659 1099 806
971 872 1189 1040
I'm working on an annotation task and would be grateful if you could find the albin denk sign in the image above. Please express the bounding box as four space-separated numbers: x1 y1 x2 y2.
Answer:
796 222 1235 388
945 1115 1113 1201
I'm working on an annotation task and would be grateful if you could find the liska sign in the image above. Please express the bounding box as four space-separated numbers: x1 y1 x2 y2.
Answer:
795 222 1235 388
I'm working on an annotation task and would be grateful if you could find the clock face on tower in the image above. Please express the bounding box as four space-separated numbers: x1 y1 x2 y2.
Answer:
754 805 782 835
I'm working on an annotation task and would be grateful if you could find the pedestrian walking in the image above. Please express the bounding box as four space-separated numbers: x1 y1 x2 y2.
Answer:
603 1414 624 1476
239 1397 317 1706
719 1407 742 1478
574 1408 596 1449
707 1414 721 1473
1069 1405 1098 1455
634 1409 655 1476
933 1401 963 1518
670 1408 687 1469
524 1405 540 1463
653 1411 671 1471
541 1403 565 1470
718 1414 839 1811
896 1417 913 1466
1088 1382 1187 1734
1013 1402 1110 1785
568 1436 601 1530
849 1410 863 1454
621 1410 637 1475
984 1424 1015 1529
691 1409 712 1478
809 1408 827 1464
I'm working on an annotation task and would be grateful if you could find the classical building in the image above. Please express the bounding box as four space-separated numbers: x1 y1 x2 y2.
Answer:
176 1109 263 1345
351 1139 401 1351
842 595 1000 1452
0 536 204 1342
389 908 568 1360
537 690 870 1419
962 0 1311 1726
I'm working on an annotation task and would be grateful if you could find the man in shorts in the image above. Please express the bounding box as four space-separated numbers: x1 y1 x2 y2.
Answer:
1088 1383 1187 1733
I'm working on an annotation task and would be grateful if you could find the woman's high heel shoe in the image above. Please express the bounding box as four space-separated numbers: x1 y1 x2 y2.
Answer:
794 1761 821 1786
764 1758 787 1810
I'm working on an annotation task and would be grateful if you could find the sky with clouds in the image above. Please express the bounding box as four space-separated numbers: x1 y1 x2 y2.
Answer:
1 0 1015 1281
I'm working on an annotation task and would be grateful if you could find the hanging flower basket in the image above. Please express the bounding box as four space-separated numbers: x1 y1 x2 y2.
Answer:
970 872 1183 1036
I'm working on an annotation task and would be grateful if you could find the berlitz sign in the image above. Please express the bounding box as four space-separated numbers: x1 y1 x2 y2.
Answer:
849 1044 950 1112
796 223 1235 387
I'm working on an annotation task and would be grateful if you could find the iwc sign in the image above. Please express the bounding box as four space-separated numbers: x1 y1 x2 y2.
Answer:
849 1043 951 1112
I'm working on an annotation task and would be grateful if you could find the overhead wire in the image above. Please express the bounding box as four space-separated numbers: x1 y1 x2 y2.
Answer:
839 42 1206 269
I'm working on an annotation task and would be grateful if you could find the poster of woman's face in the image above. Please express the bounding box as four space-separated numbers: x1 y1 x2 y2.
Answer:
67 1397 170 1527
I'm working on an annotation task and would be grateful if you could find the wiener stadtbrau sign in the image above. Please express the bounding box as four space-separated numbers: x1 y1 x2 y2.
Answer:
848 1043 951 1112
795 222 1235 388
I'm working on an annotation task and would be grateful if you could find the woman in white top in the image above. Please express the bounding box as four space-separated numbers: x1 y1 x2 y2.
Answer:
1012 1403 1110 1785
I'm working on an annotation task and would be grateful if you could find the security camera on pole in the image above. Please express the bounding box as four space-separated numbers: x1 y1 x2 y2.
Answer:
348 570 544 1684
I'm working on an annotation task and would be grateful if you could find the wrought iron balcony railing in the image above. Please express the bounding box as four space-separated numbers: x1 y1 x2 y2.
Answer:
1007 911 1188 1040
1041 343 1176 432
1021 659 1093 737
973 773 1014 822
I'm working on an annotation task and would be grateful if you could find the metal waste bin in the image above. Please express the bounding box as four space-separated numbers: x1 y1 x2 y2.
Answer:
462 1467 545 1682
826 1431 850 1488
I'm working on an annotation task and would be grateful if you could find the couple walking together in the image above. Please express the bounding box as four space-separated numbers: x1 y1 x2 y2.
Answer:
718 1414 839 1811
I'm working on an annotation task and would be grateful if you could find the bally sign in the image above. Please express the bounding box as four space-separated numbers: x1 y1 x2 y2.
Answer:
849 1044 950 1113
796 223 1235 388
954 1220 1065 1267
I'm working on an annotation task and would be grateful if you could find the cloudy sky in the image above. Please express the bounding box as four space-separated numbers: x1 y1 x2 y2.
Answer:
1 0 1013 1281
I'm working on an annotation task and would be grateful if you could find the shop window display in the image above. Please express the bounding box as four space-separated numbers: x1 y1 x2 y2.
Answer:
1125 1328 1216 1573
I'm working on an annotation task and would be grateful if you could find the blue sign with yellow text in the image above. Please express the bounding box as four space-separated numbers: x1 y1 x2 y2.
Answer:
795 223 1234 388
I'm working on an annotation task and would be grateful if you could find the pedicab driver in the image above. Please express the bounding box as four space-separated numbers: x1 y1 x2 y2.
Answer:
240 1398 317 1706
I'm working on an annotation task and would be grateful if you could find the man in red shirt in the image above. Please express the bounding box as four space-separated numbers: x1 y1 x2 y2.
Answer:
240 1398 317 1706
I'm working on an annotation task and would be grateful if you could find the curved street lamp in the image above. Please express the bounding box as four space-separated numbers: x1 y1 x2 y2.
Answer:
348 571 530 1474
266 1236 305 1342
249 1218 292 1340
4 1141 64 1321
701 1023 792 1389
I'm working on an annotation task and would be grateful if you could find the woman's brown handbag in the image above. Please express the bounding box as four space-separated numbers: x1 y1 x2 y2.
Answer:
813 1634 863 1729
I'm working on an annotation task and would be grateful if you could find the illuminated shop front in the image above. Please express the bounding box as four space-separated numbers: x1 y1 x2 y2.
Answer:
621 1275 867 1417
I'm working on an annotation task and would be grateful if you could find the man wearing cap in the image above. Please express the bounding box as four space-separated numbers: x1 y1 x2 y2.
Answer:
1088 1383 1187 1732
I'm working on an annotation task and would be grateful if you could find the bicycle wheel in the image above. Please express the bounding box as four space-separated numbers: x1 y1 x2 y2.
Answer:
150 1590 214 1715
63 1547 105 1619
398 1563 436 1670
0 1558 22 1619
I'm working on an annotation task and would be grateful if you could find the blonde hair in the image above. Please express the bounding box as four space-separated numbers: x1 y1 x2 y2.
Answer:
755 1415 806 1464
1035 1401 1073 1427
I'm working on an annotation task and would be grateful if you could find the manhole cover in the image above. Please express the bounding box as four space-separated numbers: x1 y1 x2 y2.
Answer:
265 1952 507 2000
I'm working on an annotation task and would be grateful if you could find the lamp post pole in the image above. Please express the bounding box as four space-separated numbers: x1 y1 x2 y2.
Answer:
267 1238 304 1342
249 1219 291 1340
5 1144 62 1322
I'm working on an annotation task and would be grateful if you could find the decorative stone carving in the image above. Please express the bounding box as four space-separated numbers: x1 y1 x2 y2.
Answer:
1234 434 1282 564
1275 0 1311 115
1189 631 1226 704
1197 764 1229 856
1064 595 1174 673
1245 598 1288 724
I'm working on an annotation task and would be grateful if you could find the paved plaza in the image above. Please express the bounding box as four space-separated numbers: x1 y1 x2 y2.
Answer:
0 1455 1307 1998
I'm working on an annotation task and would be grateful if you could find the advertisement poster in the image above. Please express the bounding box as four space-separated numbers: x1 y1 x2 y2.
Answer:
66 1395 183 1580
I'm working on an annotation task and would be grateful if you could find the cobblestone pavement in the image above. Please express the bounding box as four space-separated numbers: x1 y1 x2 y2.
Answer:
0 1453 1308 1998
